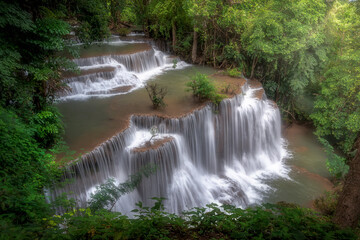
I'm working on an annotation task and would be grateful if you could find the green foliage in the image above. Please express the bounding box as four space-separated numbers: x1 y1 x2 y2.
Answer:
31 107 64 148
186 73 216 102
148 0 188 40
130 198 183 239
0 108 59 226
223 42 244 68
187 73 226 107
318 137 349 179
242 0 327 109
311 1 360 155
0 1 75 114
75 0 110 44
88 165 157 212
0 1 77 236
41 200 356 239
311 61 360 153
212 93 226 107
120 5 137 23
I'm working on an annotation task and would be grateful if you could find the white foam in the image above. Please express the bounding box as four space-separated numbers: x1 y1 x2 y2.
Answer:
59 47 190 101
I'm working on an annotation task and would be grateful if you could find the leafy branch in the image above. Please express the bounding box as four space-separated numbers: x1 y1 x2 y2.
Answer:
88 164 157 212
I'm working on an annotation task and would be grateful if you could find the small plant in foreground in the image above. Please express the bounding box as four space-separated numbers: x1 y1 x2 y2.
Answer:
145 83 168 109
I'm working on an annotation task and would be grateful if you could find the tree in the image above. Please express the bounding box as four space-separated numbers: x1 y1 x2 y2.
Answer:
242 0 327 113
75 0 110 43
311 0 360 228
311 0 360 154
133 0 151 35
333 137 360 228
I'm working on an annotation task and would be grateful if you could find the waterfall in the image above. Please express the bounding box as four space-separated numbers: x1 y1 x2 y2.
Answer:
51 83 289 215
59 43 188 100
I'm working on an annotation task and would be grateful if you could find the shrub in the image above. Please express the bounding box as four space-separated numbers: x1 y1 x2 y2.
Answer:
145 83 168 109
186 73 227 108
186 73 217 101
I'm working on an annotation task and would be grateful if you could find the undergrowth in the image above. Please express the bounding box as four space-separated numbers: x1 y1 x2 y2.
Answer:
32 200 357 239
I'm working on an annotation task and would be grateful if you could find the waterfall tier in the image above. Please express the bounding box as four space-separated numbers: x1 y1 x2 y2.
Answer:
59 42 188 100
51 83 289 215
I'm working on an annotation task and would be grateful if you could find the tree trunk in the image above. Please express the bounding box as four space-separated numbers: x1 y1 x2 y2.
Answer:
333 136 360 228
213 27 216 68
250 56 258 79
172 21 176 52
192 26 198 63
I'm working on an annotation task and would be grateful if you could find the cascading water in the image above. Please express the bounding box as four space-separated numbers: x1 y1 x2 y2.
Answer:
52 81 289 215
59 40 188 100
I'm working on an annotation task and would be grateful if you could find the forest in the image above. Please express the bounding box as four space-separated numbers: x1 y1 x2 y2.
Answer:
0 0 359 239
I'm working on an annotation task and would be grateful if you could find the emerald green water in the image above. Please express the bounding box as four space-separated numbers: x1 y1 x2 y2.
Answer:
262 124 331 207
